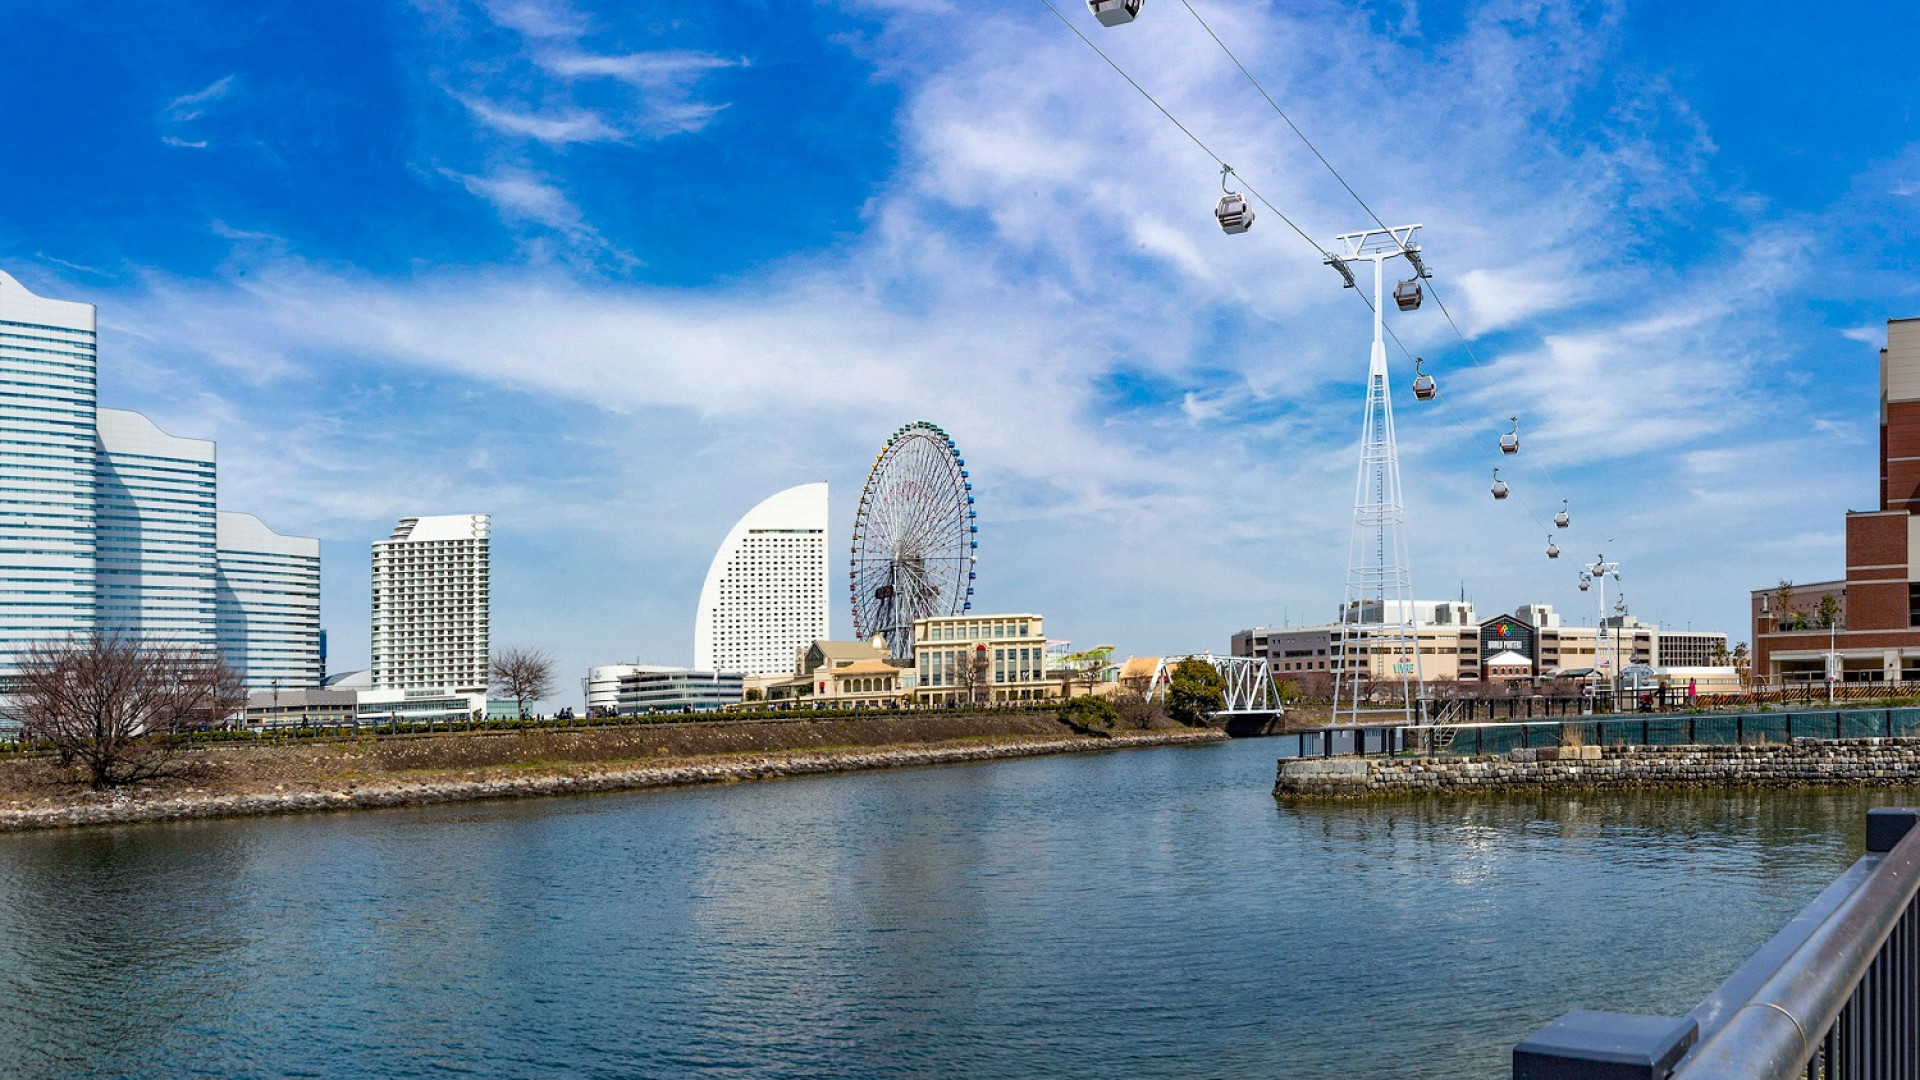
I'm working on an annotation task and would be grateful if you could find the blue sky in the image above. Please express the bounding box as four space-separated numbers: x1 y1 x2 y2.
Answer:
1 0 1916 700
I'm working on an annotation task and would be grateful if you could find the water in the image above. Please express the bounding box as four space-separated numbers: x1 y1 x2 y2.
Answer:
0 737 1902 1079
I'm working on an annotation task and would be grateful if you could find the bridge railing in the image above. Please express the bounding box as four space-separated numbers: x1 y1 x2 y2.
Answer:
1514 808 1920 1080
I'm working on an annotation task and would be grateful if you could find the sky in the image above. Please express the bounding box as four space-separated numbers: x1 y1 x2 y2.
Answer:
1 0 1916 705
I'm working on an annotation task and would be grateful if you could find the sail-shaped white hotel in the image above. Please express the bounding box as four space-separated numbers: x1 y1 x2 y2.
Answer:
693 483 828 678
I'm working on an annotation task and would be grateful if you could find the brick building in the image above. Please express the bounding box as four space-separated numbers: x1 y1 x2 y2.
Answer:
1753 318 1920 683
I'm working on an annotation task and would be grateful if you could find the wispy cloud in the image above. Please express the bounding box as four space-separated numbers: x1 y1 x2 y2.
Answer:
159 73 236 148
456 97 622 143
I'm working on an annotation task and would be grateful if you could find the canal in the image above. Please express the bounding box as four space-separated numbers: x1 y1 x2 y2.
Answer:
0 736 1899 1079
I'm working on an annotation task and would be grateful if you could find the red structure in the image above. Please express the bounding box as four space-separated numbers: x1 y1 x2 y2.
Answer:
1753 319 1920 683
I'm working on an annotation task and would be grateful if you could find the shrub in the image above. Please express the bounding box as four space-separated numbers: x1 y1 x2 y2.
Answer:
1058 695 1118 731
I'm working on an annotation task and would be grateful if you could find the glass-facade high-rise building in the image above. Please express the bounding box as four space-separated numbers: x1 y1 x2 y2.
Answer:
216 512 322 691
0 269 99 668
95 408 219 649
0 269 321 688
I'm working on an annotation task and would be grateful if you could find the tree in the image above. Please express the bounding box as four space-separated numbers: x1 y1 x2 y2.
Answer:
1732 642 1752 686
490 646 556 719
1816 593 1842 630
952 644 993 705
1167 658 1228 726
3 634 245 789
1772 580 1800 631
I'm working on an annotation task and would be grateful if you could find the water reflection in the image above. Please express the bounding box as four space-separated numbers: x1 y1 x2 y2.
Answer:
0 741 1906 1079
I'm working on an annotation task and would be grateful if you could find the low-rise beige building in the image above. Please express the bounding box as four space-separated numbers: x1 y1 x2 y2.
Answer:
913 612 1060 704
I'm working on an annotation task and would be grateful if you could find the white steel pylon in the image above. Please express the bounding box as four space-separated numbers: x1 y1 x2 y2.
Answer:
1329 225 1428 726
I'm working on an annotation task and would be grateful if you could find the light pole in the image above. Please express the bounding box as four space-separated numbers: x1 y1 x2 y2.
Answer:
1580 555 1621 709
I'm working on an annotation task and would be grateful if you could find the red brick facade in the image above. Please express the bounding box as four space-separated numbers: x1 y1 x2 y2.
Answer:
1754 320 1920 682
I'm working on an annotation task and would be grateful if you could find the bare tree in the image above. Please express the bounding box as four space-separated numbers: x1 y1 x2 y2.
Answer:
952 644 993 706
491 646 556 718
4 634 245 789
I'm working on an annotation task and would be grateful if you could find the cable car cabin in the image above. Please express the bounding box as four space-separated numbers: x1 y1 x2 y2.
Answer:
1088 0 1142 26
1546 540 1561 559
1579 577 1591 592
1500 418 1520 455
1491 470 1508 500
1393 279 1423 311
1411 358 1437 401
1215 193 1254 234
1554 502 1571 529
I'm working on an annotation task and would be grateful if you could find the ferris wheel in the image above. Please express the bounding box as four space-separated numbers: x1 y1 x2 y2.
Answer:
850 421 977 659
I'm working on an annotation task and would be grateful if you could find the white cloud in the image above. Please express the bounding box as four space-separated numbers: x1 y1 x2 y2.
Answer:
93 0 1907 696
456 97 622 143
163 74 236 122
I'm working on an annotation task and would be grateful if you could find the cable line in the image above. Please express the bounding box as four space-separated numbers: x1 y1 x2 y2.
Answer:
1033 0 1329 257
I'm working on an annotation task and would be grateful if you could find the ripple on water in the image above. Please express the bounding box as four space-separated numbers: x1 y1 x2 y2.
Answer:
0 740 1903 1080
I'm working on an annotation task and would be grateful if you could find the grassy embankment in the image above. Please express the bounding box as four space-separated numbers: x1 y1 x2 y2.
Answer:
0 709 1223 830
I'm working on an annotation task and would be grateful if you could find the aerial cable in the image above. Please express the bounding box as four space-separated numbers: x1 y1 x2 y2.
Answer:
1043 0 1571 547
1033 0 1330 258
1180 0 1584 511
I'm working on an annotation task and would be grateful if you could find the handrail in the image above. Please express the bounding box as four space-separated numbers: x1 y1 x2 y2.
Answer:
1514 808 1920 1080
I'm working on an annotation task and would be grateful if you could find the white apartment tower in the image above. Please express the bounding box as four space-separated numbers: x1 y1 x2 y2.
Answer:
371 514 490 691
693 483 828 677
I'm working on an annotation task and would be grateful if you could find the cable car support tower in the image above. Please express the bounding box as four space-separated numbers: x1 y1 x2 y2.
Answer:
1329 224 1430 726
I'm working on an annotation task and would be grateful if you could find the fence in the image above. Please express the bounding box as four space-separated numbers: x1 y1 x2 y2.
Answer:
1514 808 1920 1079
1274 708 1920 760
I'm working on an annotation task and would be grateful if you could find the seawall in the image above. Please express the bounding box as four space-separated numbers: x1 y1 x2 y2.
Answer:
1274 738 1920 799
0 727 1226 832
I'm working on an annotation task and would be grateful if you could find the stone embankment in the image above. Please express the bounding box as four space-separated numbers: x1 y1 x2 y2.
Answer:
0 728 1225 832
1274 738 1920 799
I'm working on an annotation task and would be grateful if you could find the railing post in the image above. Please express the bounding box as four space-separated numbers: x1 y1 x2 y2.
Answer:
1737 715 1744 744
1513 1011 1697 1080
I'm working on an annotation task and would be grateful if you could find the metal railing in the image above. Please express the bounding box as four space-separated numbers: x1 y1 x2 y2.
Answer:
1274 708 1920 761
1514 808 1920 1079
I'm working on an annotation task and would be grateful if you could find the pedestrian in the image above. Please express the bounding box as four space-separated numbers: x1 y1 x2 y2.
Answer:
1687 677 1697 704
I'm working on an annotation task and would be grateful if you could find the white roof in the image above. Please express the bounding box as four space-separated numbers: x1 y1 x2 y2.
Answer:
1484 650 1532 666
217 511 318 558
386 514 490 542
0 269 95 331
97 408 214 462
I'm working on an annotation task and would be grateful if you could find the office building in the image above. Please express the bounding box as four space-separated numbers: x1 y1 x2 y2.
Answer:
693 482 827 678
370 514 490 692
217 512 323 691
0 269 320 685
1753 318 1920 683
0 269 99 667
586 663 642 716
95 408 218 649
614 667 744 714
1233 601 1727 689
913 612 1054 704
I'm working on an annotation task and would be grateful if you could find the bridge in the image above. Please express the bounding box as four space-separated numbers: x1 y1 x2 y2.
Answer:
1139 653 1283 731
